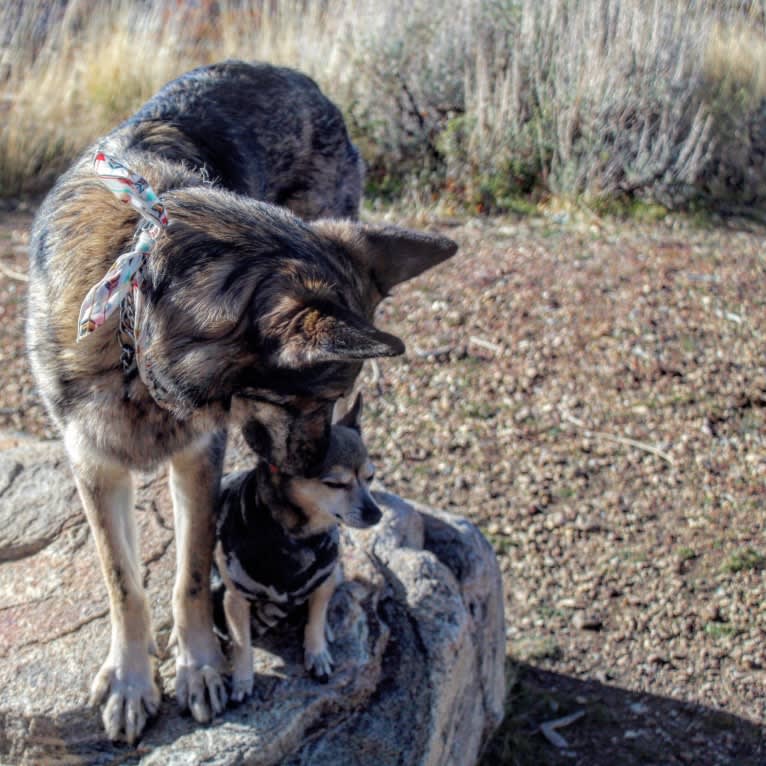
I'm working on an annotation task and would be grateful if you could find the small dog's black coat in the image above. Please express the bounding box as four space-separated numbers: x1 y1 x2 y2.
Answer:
213 466 338 637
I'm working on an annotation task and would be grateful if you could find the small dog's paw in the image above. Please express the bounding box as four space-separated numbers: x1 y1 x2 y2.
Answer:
229 673 254 704
325 621 335 644
175 662 228 722
304 646 334 683
90 658 160 744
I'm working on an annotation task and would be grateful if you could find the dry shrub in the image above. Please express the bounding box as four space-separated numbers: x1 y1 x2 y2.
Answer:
460 0 766 210
698 18 766 211
1 0 766 213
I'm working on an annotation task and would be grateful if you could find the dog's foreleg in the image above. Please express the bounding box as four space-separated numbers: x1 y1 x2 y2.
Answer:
303 564 339 682
65 428 159 744
222 587 254 702
169 431 228 722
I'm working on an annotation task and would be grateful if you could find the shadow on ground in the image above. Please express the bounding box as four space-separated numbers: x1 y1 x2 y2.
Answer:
482 660 766 766
5 660 762 766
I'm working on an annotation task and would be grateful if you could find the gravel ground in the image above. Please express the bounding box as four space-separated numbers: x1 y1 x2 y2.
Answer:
1 205 765 765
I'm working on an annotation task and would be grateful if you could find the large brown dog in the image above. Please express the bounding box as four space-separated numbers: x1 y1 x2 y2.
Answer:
26 61 456 743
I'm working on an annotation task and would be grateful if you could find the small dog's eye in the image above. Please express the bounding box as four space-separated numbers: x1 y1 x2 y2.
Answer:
323 480 349 490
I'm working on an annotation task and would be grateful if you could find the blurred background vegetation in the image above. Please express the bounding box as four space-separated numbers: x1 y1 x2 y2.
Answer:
1 0 766 216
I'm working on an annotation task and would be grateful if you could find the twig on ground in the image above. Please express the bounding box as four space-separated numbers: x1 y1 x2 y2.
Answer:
0 262 28 281
365 359 384 397
561 412 675 465
539 709 586 749
369 360 381 386
469 335 504 354
413 345 454 358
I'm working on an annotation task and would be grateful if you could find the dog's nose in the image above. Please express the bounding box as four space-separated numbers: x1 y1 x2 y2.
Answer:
361 495 382 526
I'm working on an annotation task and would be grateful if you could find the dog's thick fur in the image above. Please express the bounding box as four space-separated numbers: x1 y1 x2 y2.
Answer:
26 60 456 743
213 394 380 700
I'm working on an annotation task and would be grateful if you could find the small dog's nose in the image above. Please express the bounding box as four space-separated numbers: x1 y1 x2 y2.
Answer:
361 496 382 526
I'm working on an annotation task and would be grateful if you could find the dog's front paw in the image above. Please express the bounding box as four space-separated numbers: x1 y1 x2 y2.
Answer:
229 672 254 704
172 609 228 721
228 645 254 704
304 645 334 683
175 661 228 722
90 653 160 744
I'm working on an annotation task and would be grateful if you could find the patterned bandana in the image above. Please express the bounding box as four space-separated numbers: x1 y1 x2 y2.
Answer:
76 152 169 342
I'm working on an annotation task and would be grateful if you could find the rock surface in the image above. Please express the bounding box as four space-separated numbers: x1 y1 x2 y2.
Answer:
0 435 504 766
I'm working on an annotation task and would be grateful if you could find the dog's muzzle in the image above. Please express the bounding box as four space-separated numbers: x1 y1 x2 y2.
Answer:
360 495 382 527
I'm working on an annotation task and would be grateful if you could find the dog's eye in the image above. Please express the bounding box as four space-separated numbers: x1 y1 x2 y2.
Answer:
323 480 350 490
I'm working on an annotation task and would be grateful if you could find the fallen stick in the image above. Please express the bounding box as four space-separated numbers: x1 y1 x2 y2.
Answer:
469 335 504 354
0 262 28 282
413 344 454 358
368 359 381 386
539 709 586 749
561 412 675 465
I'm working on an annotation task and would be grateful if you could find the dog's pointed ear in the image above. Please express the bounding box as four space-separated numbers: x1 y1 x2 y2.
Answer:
263 295 405 368
337 392 363 432
361 225 458 294
314 221 458 295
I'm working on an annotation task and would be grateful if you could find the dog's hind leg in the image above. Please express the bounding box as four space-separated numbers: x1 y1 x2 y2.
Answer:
65 428 159 744
169 430 228 722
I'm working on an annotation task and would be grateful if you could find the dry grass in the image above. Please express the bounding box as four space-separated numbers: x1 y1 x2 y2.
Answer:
0 0 346 195
706 20 766 101
2 0 766 210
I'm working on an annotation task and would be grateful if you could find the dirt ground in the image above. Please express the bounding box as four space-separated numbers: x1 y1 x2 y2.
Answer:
1 203 765 765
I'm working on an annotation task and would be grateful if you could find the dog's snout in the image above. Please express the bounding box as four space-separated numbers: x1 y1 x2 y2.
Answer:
361 495 382 526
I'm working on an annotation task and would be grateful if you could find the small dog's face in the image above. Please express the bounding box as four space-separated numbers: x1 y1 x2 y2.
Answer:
286 394 382 529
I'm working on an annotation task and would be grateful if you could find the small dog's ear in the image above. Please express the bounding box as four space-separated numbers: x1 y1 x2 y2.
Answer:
263 295 405 367
314 221 458 296
337 392 363 432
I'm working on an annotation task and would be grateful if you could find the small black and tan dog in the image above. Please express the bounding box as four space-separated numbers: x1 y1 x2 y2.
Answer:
213 394 379 700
